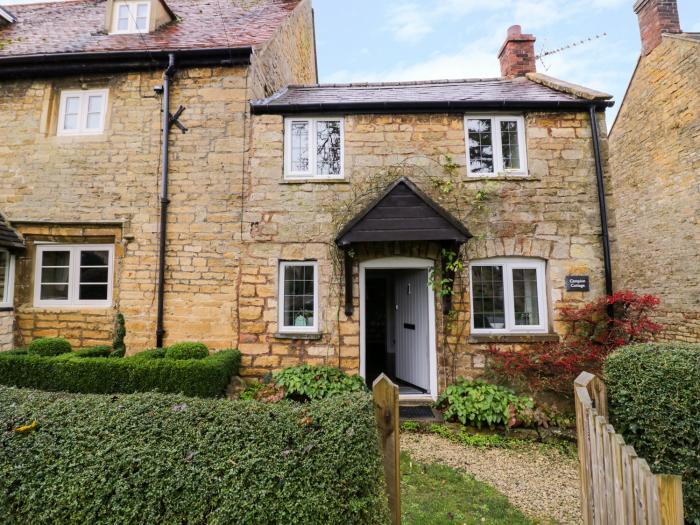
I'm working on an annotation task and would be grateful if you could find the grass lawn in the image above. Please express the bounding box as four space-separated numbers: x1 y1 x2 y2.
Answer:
401 452 535 525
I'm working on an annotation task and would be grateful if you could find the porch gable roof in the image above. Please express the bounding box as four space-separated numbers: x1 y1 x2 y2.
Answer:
335 177 471 247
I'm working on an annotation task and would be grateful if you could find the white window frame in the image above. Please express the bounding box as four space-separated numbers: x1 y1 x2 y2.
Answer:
278 260 320 333
469 257 547 334
0 249 15 308
111 1 151 34
57 89 109 136
284 117 345 180
464 115 528 177
34 244 115 308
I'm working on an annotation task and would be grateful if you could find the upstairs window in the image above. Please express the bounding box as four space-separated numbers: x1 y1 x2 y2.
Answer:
465 115 527 176
34 244 114 307
278 261 319 333
0 250 15 308
57 90 108 136
284 117 344 179
112 1 150 34
470 258 547 334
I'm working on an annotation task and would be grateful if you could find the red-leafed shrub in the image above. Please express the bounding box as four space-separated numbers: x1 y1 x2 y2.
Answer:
485 291 663 396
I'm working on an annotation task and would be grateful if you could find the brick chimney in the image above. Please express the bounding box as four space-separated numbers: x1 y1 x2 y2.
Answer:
498 25 537 77
634 0 681 55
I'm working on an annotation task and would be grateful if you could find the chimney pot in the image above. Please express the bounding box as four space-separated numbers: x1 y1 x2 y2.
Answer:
498 25 537 77
634 0 681 55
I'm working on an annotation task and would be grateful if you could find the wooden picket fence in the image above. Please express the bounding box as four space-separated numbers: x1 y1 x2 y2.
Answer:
574 372 684 524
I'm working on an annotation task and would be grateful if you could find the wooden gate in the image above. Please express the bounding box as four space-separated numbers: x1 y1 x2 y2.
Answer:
574 372 683 524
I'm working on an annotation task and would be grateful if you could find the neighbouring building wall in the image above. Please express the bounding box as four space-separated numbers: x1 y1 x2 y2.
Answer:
244 110 612 384
0 310 13 351
610 35 700 342
249 0 317 99
0 67 249 351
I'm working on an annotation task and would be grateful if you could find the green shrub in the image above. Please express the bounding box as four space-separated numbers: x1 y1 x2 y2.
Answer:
73 346 112 358
6 347 27 355
0 349 240 398
131 348 166 360
436 379 533 428
0 387 388 525
273 365 366 401
605 343 700 524
27 338 72 357
112 312 126 356
165 342 209 360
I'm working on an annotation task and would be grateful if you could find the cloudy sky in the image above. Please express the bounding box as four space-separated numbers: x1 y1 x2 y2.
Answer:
3 0 699 123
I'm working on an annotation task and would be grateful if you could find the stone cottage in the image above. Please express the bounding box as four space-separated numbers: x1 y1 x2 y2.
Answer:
0 0 616 398
610 0 700 342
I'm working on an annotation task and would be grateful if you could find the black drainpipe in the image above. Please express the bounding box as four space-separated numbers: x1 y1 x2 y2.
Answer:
156 53 176 348
589 104 614 303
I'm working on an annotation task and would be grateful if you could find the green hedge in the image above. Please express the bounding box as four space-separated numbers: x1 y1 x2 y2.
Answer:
0 349 240 398
165 342 209 360
0 387 389 525
605 343 700 524
28 337 72 356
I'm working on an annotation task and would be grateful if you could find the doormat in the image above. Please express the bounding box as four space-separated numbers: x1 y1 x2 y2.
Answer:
399 406 435 420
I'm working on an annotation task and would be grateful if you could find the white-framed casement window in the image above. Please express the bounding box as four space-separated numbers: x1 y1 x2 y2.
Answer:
34 244 114 308
57 89 109 136
284 117 344 179
111 1 150 34
465 115 527 177
278 261 319 333
0 249 15 308
470 258 547 334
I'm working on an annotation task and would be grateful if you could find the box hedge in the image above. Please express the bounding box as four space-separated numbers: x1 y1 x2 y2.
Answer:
27 337 72 356
0 387 389 525
605 342 700 523
165 341 209 360
0 349 240 398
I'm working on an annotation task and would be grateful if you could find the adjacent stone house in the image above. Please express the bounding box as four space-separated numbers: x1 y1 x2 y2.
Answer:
0 1 616 397
609 0 700 342
0 0 316 351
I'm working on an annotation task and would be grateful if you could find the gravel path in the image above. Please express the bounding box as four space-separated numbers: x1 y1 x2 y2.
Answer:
401 432 582 525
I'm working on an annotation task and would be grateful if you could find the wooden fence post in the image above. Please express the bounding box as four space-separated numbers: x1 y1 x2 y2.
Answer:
373 373 401 525
657 475 684 525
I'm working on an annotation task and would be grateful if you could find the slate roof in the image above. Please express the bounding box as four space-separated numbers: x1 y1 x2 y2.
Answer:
0 214 24 251
0 0 301 58
252 77 613 113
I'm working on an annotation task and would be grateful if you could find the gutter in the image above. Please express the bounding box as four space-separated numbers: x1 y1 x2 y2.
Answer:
155 53 175 349
0 47 251 78
588 104 614 300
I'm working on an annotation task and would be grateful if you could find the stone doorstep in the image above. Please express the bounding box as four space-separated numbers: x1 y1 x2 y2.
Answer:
398 404 443 423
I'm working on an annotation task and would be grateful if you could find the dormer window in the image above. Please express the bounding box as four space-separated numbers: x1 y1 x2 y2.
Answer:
112 1 150 34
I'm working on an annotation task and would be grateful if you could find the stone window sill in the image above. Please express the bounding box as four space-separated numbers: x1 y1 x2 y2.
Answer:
468 333 560 344
463 175 541 182
280 178 350 185
274 332 323 341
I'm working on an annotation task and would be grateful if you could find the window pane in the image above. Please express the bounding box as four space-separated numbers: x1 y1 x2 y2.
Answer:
41 267 70 284
471 265 505 329
0 252 7 301
316 120 342 175
500 120 521 170
513 268 540 326
81 250 109 266
290 121 309 172
79 284 108 301
41 284 69 301
467 118 494 173
117 5 129 30
42 251 70 268
283 264 315 327
63 96 80 130
136 3 148 28
80 267 108 284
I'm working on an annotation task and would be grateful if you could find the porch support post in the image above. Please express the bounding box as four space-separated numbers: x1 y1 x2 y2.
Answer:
344 248 353 316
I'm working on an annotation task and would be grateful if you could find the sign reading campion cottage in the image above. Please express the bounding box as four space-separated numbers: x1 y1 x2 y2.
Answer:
565 275 590 292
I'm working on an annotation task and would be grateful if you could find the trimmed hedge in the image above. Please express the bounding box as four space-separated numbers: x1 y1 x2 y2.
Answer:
0 349 240 398
605 343 700 524
73 346 113 358
165 341 209 360
0 387 389 525
27 337 71 357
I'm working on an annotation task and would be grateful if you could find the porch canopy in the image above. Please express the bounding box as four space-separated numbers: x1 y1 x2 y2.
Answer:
335 177 471 247
0 214 24 252
335 177 471 315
